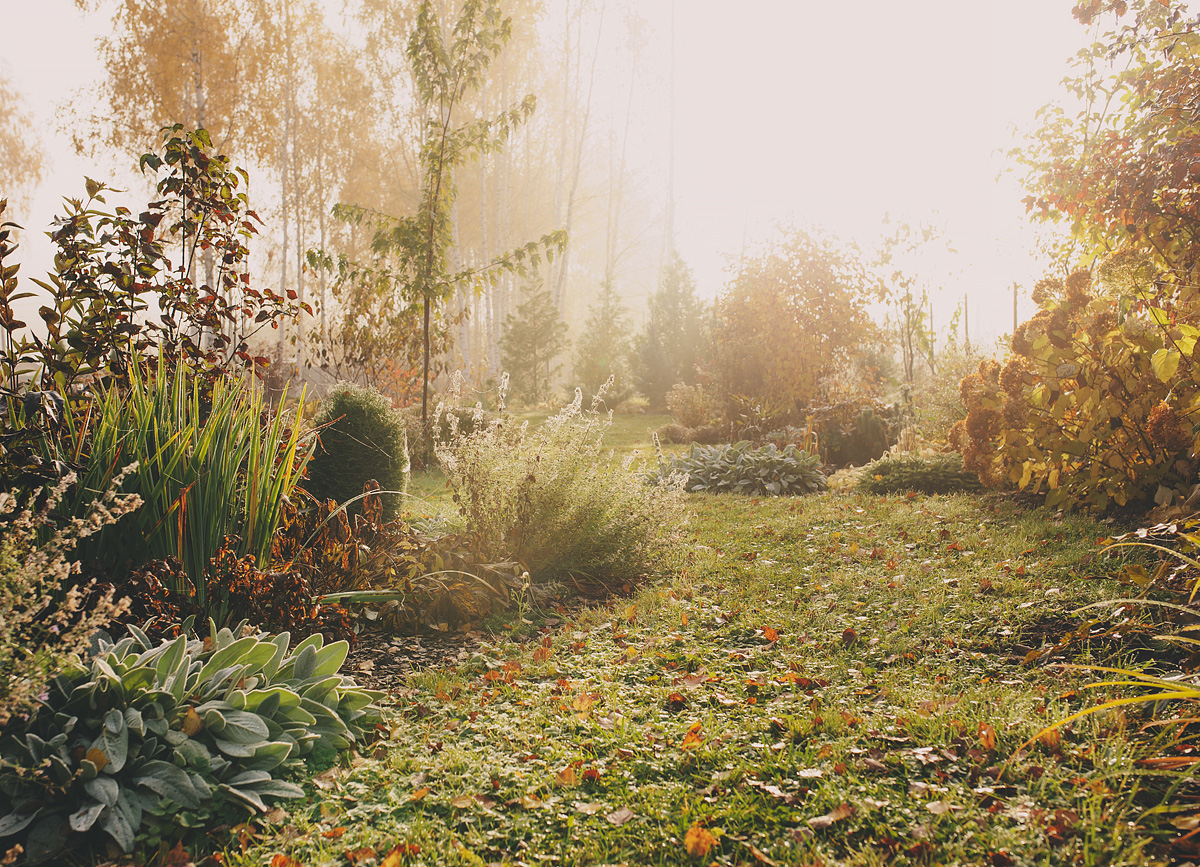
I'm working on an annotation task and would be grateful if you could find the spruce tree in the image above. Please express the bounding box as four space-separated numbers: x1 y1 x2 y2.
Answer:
635 255 706 409
573 280 634 406
500 286 569 405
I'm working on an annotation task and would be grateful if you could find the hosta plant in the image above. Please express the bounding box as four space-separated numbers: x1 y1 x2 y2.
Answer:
648 441 827 496
0 622 381 863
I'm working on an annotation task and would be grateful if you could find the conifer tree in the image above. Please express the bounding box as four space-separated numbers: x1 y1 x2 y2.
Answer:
573 280 634 406
500 285 569 405
636 255 705 409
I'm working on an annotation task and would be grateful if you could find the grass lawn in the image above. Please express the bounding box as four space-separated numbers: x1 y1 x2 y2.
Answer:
229 487 1171 867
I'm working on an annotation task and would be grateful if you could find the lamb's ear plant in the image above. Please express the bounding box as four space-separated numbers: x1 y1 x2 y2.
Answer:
646 440 827 496
0 622 382 863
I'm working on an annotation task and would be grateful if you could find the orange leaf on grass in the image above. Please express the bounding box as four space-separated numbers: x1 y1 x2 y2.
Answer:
978 722 997 751
320 827 346 839
762 625 779 642
533 646 552 663
681 722 705 750
270 856 302 867
684 823 719 858
344 849 376 866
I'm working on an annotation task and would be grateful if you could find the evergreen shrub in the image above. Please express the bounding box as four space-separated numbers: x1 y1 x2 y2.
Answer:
306 383 409 518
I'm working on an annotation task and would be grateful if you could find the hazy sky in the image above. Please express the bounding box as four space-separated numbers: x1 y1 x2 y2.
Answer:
4 0 1094 343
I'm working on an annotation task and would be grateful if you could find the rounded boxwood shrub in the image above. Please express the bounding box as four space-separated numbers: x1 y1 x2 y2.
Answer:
305 383 409 518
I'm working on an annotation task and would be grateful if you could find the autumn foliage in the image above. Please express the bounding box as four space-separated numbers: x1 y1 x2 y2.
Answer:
956 269 1200 510
708 228 881 423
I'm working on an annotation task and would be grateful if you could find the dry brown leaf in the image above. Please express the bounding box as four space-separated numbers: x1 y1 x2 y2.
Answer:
807 802 855 830
555 766 578 786
606 806 636 826
409 787 430 802
344 848 376 866
574 801 604 815
684 823 719 858
681 722 705 751
85 747 108 773
182 707 203 737
979 722 997 751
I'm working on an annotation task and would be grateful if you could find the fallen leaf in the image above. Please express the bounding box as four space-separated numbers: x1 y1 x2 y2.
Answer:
681 722 705 750
606 806 636 826
684 823 719 858
164 842 192 867
807 802 855 830
182 706 203 737
926 800 956 815
572 693 596 713
263 807 288 824
85 747 108 772
841 627 858 646
979 722 997 751
747 843 780 866
555 766 578 786
380 844 420 867
450 795 474 809
270 856 302 867
533 646 552 663
344 848 376 866
320 827 347 839
762 625 779 642
409 787 430 802
574 801 604 815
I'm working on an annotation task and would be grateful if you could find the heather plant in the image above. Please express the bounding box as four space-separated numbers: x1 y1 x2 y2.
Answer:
0 470 139 727
305 382 409 519
436 376 685 586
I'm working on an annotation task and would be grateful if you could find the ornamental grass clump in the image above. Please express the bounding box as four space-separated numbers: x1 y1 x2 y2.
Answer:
73 363 312 628
436 377 685 586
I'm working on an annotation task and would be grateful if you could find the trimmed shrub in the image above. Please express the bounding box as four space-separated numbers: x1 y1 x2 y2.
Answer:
306 383 409 519
855 453 982 495
0 624 381 862
648 441 827 496
436 389 685 585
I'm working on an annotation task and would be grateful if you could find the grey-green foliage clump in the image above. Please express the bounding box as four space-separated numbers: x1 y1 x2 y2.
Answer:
0 623 382 863
648 441 827 496
306 382 409 518
855 453 983 495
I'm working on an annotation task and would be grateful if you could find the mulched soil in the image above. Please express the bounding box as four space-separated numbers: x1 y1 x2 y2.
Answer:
344 628 492 695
